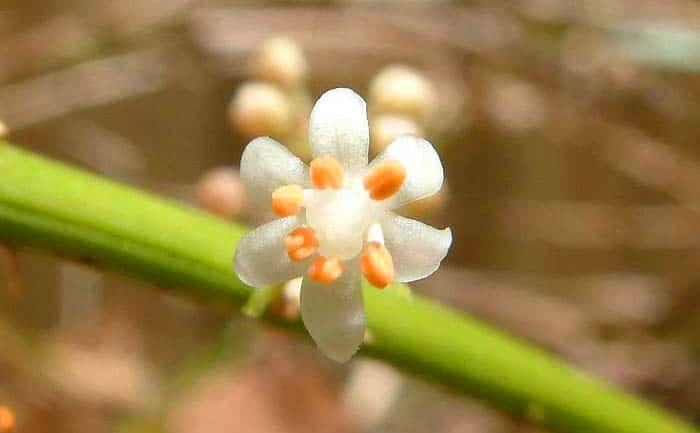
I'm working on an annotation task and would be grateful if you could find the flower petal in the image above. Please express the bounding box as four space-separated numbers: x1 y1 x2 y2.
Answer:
240 137 308 210
380 213 451 282
369 134 443 209
309 88 369 173
300 262 365 362
234 216 310 288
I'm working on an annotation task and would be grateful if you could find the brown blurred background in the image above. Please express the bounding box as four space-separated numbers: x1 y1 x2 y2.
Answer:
1 1 699 432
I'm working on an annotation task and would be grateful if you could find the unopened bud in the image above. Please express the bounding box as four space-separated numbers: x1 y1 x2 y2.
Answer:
228 83 292 139
0 121 7 138
370 115 424 156
196 167 246 219
369 65 436 120
251 37 308 88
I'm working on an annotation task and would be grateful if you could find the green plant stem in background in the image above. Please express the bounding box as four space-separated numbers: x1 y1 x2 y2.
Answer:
0 142 695 433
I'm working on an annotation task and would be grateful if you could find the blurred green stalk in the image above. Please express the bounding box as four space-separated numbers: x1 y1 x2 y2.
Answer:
0 142 695 433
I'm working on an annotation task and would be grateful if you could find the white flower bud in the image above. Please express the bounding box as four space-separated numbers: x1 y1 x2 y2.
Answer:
251 37 308 88
228 83 292 139
196 167 246 219
369 65 436 120
370 114 424 156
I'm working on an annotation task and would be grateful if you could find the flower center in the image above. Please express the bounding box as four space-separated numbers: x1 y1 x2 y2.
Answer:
304 185 376 260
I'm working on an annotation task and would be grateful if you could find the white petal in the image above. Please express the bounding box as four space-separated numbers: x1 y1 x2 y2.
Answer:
240 137 308 210
300 263 365 362
369 134 443 209
380 213 451 283
309 88 369 173
234 217 310 288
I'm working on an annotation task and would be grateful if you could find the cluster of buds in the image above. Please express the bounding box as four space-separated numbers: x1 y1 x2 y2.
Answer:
228 36 311 159
201 39 457 338
198 37 312 219
229 40 452 220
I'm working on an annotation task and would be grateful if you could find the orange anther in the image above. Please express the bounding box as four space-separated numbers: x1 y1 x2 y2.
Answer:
307 256 344 283
310 156 344 189
284 227 319 261
271 184 304 217
363 160 406 200
360 241 394 288
0 406 15 433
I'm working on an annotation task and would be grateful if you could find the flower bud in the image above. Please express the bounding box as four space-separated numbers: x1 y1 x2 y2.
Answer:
0 120 7 138
228 82 292 139
369 65 436 120
251 37 308 88
196 167 246 219
370 114 424 156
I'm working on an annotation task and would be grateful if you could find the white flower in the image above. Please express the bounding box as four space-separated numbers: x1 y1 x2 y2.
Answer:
234 88 452 362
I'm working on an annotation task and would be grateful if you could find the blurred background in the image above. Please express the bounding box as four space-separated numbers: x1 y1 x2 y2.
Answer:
1 1 699 432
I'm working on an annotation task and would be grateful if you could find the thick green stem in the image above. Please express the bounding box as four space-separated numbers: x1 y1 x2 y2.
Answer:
0 142 695 433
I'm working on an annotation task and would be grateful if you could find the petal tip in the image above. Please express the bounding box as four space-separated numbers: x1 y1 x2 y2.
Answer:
300 273 365 363
443 226 453 248
317 87 365 104
322 346 361 363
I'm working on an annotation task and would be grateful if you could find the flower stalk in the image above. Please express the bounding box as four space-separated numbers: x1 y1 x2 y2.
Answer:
0 142 696 433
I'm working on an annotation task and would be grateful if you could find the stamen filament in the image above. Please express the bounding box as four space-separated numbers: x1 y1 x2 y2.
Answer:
360 241 394 288
363 160 406 200
310 156 344 189
307 256 344 283
271 184 304 217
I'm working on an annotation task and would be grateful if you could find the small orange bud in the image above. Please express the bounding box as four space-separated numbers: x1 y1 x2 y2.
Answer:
310 156 344 189
307 256 344 283
271 184 304 217
363 160 406 200
0 406 15 432
360 242 394 288
284 227 319 261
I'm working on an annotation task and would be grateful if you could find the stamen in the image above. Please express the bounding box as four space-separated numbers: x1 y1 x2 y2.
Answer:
271 184 304 217
310 156 344 189
284 227 319 261
363 160 406 200
307 256 344 283
360 241 394 288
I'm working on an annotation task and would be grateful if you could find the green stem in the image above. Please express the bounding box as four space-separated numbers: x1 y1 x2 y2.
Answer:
241 284 283 318
0 142 695 433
